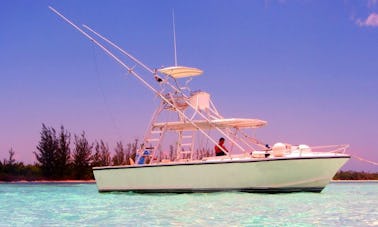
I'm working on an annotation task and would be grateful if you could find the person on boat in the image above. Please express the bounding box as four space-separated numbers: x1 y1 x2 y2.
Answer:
215 137 228 156
264 144 271 158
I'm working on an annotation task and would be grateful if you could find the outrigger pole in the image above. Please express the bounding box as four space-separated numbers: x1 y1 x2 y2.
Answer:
81 25 248 153
82 24 154 74
48 6 233 155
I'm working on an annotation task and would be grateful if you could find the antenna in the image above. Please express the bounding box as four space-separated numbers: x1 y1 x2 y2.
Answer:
48 6 231 152
172 9 178 66
49 6 244 154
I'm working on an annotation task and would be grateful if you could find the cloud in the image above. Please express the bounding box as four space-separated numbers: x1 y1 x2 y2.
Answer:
356 12 378 27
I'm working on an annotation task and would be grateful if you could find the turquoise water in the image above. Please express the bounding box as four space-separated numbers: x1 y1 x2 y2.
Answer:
0 183 377 226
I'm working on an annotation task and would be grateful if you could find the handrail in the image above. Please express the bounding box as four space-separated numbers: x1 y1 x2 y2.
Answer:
310 144 349 154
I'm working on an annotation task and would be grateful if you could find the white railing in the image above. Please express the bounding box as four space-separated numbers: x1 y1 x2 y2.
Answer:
309 144 350 154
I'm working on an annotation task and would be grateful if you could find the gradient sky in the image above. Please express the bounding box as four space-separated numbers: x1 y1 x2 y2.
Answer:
1 0 377 172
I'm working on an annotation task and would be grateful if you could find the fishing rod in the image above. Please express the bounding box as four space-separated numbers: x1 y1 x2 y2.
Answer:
82 24 154 74
48 6 231 156
81 24 248 153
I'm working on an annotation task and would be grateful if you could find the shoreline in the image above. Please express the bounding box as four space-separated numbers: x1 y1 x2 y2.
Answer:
331 180 378 183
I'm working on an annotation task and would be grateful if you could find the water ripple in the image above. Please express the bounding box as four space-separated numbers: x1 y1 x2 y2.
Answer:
0 182 377 226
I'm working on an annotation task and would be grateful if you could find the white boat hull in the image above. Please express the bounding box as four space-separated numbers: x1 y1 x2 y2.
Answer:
93 155 350 193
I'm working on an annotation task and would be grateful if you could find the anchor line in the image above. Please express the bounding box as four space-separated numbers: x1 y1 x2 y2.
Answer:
352 154 378 166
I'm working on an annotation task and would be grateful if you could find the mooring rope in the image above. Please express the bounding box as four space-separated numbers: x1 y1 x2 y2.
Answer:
352 154 378 166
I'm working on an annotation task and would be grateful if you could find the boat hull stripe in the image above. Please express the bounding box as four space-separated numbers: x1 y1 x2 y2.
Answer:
98 187 324 193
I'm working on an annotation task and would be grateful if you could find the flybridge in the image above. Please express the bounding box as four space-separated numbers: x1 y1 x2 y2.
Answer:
49 6 269 163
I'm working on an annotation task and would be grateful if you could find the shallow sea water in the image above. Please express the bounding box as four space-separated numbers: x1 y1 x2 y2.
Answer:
0 182 377 226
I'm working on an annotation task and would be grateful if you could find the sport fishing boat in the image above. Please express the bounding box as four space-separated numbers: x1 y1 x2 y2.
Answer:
50 7 350 193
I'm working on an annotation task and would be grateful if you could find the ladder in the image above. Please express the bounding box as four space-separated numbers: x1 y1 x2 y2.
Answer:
144 126 167 164
137 104 165 164
176 130 195 161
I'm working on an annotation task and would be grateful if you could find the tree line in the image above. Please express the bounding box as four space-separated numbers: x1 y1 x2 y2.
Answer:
333 170 378 180
1 124 139 181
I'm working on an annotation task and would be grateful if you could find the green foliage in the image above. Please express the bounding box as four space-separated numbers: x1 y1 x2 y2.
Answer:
34 124 71 179
112 141 125 166
5 148 16 166
72 132 93 179
92 140 111 167
34 124 58 179
0 149 43 181
333 170 378 180
3 125 144 181
55 126 71 179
